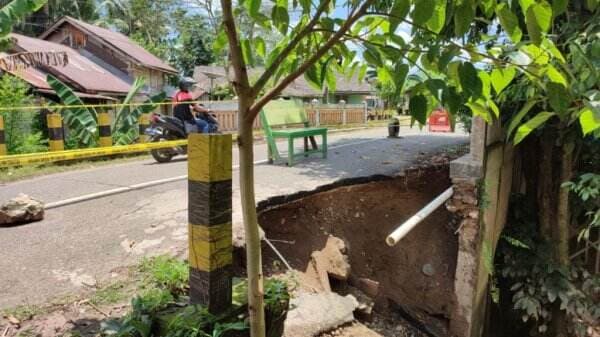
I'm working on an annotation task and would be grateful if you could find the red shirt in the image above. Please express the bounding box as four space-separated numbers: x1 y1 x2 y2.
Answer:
173 90 194 105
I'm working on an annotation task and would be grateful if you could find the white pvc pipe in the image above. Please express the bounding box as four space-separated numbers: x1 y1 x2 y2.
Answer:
386 187 454 247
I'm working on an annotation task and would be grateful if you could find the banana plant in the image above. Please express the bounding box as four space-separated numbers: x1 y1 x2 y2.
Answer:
46 74 98 147
112 77 166 145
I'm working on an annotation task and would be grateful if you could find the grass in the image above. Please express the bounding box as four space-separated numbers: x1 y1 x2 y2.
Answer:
90 281 130 306
2 304 44 321
0 153 150 183
138 255 189 295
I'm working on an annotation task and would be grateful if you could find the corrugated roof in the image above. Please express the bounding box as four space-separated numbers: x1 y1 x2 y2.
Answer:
40 17 177 74
10 33 133 95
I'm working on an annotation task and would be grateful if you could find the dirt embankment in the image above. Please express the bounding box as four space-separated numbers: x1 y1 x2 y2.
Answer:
259 165 459 331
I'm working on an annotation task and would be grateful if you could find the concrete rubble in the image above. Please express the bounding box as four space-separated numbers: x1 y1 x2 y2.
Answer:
0 193 44 226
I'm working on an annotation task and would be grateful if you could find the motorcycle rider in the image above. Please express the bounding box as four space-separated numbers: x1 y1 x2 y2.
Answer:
173 77 218 133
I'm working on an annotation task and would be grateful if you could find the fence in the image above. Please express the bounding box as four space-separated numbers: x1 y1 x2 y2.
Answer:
208 101 369 131
0 100 371 158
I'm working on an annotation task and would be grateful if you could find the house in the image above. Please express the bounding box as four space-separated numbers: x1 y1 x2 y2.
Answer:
39 16 177 94
2 33 132 101
193 65 376 104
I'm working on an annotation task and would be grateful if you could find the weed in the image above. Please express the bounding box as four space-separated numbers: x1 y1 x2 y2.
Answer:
2 305 43 321
139 256 189 295
91 282 129 306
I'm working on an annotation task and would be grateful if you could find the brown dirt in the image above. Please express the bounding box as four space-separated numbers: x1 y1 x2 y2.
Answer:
259 165 458 336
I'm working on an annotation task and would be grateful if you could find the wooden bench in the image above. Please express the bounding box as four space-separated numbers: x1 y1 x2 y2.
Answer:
260 100 328 166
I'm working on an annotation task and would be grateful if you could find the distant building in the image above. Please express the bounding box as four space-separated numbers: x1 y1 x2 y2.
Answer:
193 65 376 104
39 16 177 95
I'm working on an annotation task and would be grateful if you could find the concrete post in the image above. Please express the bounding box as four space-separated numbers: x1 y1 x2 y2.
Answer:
138 114 149 143
339 100 347 125
0 115 6 156
188 133 233 314
363 100 368 125
312 99 320 126
47 113 64 151
98 111 112 147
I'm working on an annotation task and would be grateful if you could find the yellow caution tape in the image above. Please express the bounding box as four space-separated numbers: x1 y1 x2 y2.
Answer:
0 139 188 168
0 100 215 112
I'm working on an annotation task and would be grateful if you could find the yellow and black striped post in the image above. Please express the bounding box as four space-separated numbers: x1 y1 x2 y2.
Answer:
47 112 64 152
188 133 233 314
0 115 6 156
138 114 149 143
98 111 112 147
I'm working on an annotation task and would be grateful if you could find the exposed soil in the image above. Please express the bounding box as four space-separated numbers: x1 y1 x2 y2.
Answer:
259 165 459 337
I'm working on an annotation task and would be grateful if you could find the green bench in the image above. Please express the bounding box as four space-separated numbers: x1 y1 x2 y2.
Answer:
260 100 328 166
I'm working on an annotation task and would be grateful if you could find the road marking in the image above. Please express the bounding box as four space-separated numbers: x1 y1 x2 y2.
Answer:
45 138 381 210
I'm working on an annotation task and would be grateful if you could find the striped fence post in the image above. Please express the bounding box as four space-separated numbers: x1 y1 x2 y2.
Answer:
188 133 233 314
138 114 149 143
47 112 64 151
0 115 6 156
98 111 112 147
312 99 320 126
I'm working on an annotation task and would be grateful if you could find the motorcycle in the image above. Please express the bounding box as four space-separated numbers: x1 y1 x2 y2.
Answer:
145 113 219 163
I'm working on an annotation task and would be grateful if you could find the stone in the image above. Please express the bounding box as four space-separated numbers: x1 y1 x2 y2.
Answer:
0 194 44 226
283 291 359 337
353 277 380 298
319 236 351 281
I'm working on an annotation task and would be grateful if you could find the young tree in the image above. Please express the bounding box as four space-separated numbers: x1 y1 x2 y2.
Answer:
217 1 599 336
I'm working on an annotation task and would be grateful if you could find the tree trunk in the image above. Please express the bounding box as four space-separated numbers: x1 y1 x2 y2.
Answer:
550 141 573 337
556 141 573 266
238 98 266 337
537 129 556 241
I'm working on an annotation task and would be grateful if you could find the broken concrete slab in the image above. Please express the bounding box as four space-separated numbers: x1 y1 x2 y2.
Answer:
0 194 44 226
283 291 359 337
319 236 351 281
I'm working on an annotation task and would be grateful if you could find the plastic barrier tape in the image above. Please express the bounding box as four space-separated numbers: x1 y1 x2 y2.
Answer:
0 140 188 168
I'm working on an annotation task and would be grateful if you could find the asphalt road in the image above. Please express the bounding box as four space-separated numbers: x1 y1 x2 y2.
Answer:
0 127 468 309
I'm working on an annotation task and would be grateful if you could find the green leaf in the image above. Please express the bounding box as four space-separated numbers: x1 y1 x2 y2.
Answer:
459 62 482 99
507 100 538 140
552 0 568 17
514 111 555 145
377 67 393 86
497 3 522 43
323 62 336 93
245 0 261 18
547 82 570 115
579 107 600 135
466 100 492 123
393 63 409 92
213 30 227 54
241 39 254 66
426 0 447 34
454 0 475 36
412 0 435 25
479 71 491 99
0 0 47 37
409 95 428 125
47 74 98 147
304 64 321 90
525 2 552 45
491 66 516 95
442 86 462 115
426 79 446 102
363 44 382 67
271 3 289 35
255 37 266 58
389 0 410 33
544 65 567 86
585 0 599 11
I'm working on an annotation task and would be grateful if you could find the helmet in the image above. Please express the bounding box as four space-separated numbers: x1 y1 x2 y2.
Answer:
178 77 197 91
